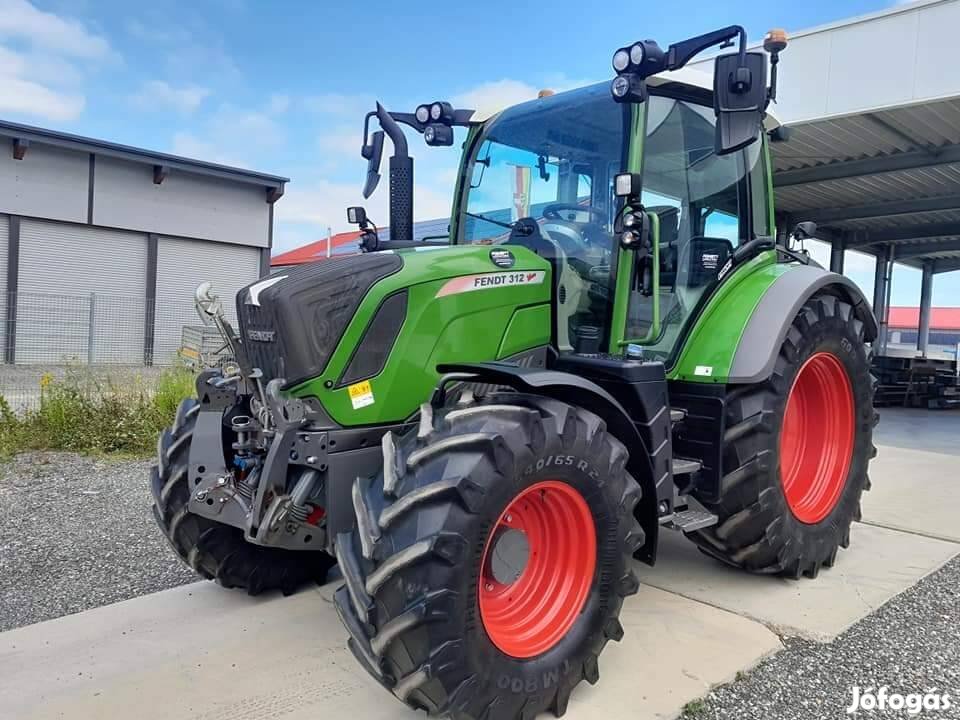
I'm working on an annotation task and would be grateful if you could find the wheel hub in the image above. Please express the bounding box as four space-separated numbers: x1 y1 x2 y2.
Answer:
478 480 596 658
779 351 855 524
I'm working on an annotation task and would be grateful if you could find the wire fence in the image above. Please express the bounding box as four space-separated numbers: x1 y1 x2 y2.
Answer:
1 289 236 412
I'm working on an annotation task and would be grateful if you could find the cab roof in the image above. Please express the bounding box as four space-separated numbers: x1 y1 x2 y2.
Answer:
470 66 782 130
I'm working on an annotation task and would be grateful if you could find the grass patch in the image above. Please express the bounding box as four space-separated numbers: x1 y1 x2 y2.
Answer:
682 698 708 717
0 366 195 458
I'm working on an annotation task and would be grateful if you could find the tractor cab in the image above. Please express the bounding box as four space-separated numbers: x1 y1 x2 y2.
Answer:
353 25 787 372
452 76 777 364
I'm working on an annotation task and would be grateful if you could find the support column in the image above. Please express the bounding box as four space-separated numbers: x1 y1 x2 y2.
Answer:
143 234 158 366
4 215 20 364
830 235 845 274
917 259 934 357
873 244 894 354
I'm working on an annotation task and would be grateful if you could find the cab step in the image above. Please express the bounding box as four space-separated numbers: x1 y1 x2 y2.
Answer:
663 495 718 533
670 408 686 425
671 457 702 476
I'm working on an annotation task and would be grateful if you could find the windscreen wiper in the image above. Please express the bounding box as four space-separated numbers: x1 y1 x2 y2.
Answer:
464 212 536 237
465 211 514 230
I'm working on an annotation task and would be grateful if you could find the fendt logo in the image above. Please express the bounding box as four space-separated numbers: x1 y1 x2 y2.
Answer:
246 329 276 342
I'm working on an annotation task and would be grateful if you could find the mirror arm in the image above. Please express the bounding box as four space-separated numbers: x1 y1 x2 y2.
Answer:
666 25 745 71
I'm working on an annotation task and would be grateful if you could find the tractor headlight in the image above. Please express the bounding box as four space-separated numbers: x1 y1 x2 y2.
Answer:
621 230 639 247
415 105 430 124
614 173 642 198
611 75 631 99
430 102 442 121
424 123 453 146
622 212 639 228
629 42 645 66
612 48 630 73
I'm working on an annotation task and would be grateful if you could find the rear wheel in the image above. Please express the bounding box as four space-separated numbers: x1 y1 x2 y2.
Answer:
687 294 876 578
149 398 334 595
334 392 645 720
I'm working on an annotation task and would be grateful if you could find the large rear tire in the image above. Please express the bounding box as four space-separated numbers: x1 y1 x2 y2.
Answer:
334 392 645 720
687 293 876 578
149 398 334 595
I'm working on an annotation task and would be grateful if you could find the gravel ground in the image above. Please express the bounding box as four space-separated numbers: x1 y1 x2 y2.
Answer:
0 452 196 632
681 553 960 719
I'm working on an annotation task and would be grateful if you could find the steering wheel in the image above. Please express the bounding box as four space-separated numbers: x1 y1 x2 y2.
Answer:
542 203 606 223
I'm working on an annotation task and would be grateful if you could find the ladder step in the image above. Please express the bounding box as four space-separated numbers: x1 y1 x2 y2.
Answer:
670 408 686 424
668 507 719 533
672 457 702 476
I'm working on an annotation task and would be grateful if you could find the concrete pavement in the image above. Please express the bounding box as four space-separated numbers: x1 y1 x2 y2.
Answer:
2 412 958 720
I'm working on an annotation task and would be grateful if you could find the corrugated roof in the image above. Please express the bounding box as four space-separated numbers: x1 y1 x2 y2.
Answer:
0 118 288 189
772 96 960 271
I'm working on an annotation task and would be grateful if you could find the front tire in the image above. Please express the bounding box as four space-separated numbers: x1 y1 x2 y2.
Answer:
334 392 645 720
149 398 335 595
687 293 876 578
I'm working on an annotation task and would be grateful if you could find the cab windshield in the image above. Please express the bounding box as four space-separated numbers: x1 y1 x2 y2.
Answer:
459 83 630 353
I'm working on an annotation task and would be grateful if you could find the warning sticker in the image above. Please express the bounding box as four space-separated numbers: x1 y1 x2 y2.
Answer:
694 365 714 377
435 270 546 298
347 380 374 409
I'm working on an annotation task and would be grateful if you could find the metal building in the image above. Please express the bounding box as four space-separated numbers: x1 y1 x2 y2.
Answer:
0 120 287 366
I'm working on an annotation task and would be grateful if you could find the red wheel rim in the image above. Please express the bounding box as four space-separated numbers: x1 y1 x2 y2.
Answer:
779 352 855 524
478 480 596 658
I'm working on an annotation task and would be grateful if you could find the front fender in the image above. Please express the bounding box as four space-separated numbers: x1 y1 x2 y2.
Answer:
437 361 662 564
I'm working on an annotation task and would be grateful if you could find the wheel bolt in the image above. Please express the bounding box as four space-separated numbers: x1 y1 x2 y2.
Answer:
505 514 513 523
485 583 493 591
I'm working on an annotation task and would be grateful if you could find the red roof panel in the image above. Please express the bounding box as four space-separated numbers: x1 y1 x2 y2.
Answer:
270 230 363 266
887 307 960 331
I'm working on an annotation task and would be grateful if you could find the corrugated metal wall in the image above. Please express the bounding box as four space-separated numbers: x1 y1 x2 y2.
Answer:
154 236 260 364
16 219 147 364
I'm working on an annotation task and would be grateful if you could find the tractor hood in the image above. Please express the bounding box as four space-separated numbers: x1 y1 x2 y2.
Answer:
237 244 552 426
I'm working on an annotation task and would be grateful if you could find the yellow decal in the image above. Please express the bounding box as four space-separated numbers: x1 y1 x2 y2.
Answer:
348 380 375 409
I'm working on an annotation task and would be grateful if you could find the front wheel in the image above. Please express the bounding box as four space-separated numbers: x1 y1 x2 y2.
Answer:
688 293 876 578
334 392 645 720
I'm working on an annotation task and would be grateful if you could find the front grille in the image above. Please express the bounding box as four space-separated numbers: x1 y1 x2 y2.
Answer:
237 253 404 388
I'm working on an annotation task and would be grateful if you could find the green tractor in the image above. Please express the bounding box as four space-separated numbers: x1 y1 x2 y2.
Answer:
151 25 876 720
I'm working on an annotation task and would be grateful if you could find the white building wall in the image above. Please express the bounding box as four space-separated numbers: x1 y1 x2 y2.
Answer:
0 145 88 223
691 0 960 124
93 157 270 248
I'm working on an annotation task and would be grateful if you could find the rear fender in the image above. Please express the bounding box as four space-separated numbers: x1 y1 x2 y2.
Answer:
728 265 878 383
437 361 662 564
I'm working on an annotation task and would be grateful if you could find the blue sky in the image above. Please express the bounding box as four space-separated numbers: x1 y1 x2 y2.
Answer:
3 0 955 305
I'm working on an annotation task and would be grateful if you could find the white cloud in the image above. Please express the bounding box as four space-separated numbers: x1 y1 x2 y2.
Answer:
277 176 453 238
267 93 290 114
0 1 110 122
304 92 376 117
452 79 540 117
168 98 288 168
0 0 109 58
131 80 210 114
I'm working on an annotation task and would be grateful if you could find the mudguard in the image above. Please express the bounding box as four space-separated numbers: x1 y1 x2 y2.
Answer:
727 264 878 384
436 361 662 564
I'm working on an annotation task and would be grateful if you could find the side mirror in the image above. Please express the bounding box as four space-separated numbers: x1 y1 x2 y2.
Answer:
792 221 817 241
361 129 384 199
713 51 767 155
